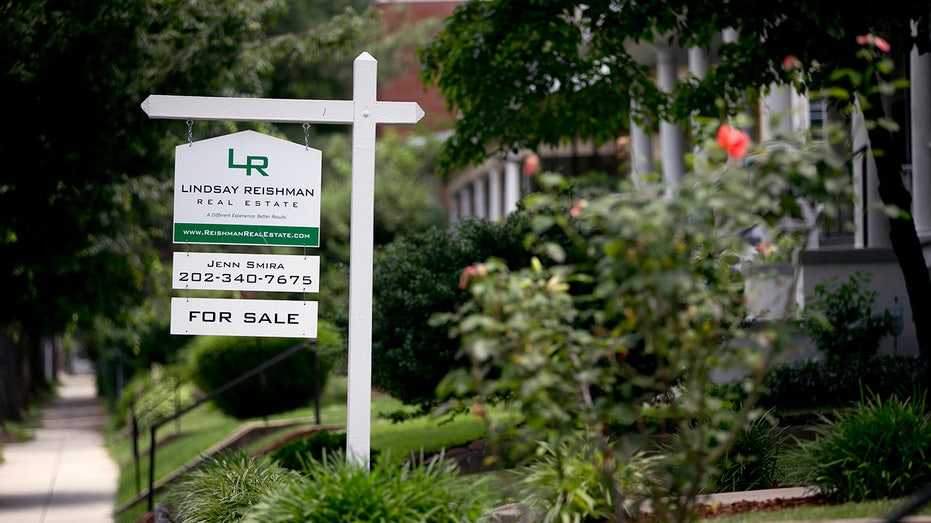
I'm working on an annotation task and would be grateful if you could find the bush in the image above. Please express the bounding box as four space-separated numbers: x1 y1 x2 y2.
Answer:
761 355 931 411
187 320 342 419
372 219 529 407
514 437 661 522
710 411 785 492
799 271 893 361
114 363 196 432
244 450 495 522
166 451 301 523
271 429 348 471
793 392 931 502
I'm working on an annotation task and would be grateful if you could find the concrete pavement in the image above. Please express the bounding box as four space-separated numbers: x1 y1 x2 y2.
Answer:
0 369 119 523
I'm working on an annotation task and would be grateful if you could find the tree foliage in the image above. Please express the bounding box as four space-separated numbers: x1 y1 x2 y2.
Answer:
0 0 292 336
420 0 930 171
420 0 931 359
0 0 441 418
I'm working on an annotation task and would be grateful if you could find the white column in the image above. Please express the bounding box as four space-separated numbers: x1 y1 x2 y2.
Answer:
762 86 793 141
657 47 685 192
630 99 654 183
688 47 708 79
504 159 521 215
723 28 738 43
447 189 459 225
459 186 472 219
853 145 866 249
488 167 503 221
911 40 931 237
790 90 811 133
853 109 890 247
689 47 708 160
472 177 487 220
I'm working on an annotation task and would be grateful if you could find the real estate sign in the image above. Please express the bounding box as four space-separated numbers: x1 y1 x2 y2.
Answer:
170 297 318 338
173 130 321 247
172 252 320 293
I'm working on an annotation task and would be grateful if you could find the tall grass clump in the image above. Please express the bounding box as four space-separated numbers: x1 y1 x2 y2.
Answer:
710 411 785 492
793 392 931 502
165 451 301 523
244 450 495 522
514 436 662 522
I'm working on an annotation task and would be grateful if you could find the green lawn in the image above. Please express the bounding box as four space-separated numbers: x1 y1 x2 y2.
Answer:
106 381 931 523
107 376 493 523
708 498 931 521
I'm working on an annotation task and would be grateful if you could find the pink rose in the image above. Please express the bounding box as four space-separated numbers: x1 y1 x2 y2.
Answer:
857 34 891 53
716 124 750 159
782 55 801 71
459 266 477 289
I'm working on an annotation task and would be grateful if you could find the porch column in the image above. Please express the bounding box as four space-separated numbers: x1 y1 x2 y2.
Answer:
630 99 654 184
657 47 685 193
689 47 708 160
853 109 891 248
447 188 459 225
458 185 472 220
504 158 521 215
762 86 793 141
688 47 708 79
472 177 487 220
911 39 931 237
488 166 503 221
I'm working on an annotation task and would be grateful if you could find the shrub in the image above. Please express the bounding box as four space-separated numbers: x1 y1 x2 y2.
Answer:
244 450 495 522
372 218 529 407
514 437 661 522
114 363 196 432
166 451 301 523
793 392 931 502
710 411 785 492
439 108 852 520
187 319 342 419
799 271 893 361
271 429 349 472
761 355 931 411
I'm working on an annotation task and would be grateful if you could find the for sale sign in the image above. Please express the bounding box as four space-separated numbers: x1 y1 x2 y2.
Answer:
173 130 321 247
170 297 318 338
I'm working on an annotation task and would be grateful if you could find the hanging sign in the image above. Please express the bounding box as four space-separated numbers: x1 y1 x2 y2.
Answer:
173 130 321 247
172 252 319 293
170 297 318 338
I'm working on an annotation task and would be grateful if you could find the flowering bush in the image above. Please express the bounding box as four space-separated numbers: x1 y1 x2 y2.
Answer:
438 113 852 521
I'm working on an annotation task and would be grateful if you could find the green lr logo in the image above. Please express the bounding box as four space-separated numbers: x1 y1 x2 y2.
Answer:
228 148 269 176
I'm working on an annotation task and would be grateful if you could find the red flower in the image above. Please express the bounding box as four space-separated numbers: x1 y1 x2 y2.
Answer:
782 55 801 71
857 34 891 53
874 37 891 53
716 124 750 159
522 154 540 177
570 199 588 217
459 266 477 289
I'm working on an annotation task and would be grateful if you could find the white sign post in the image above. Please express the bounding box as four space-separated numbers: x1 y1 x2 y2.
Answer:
143 52 424 466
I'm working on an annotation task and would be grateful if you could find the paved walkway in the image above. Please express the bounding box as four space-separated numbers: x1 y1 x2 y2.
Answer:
0 369 118 523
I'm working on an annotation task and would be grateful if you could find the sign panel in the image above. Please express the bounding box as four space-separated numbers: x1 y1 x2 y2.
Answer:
173 130 322 247
170 297 318 338
172 252 319 293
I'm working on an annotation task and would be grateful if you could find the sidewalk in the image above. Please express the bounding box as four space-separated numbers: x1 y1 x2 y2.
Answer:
0 368 119 523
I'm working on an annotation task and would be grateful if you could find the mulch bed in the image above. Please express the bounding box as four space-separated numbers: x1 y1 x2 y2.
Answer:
625 493 837 522
698 494 836 519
